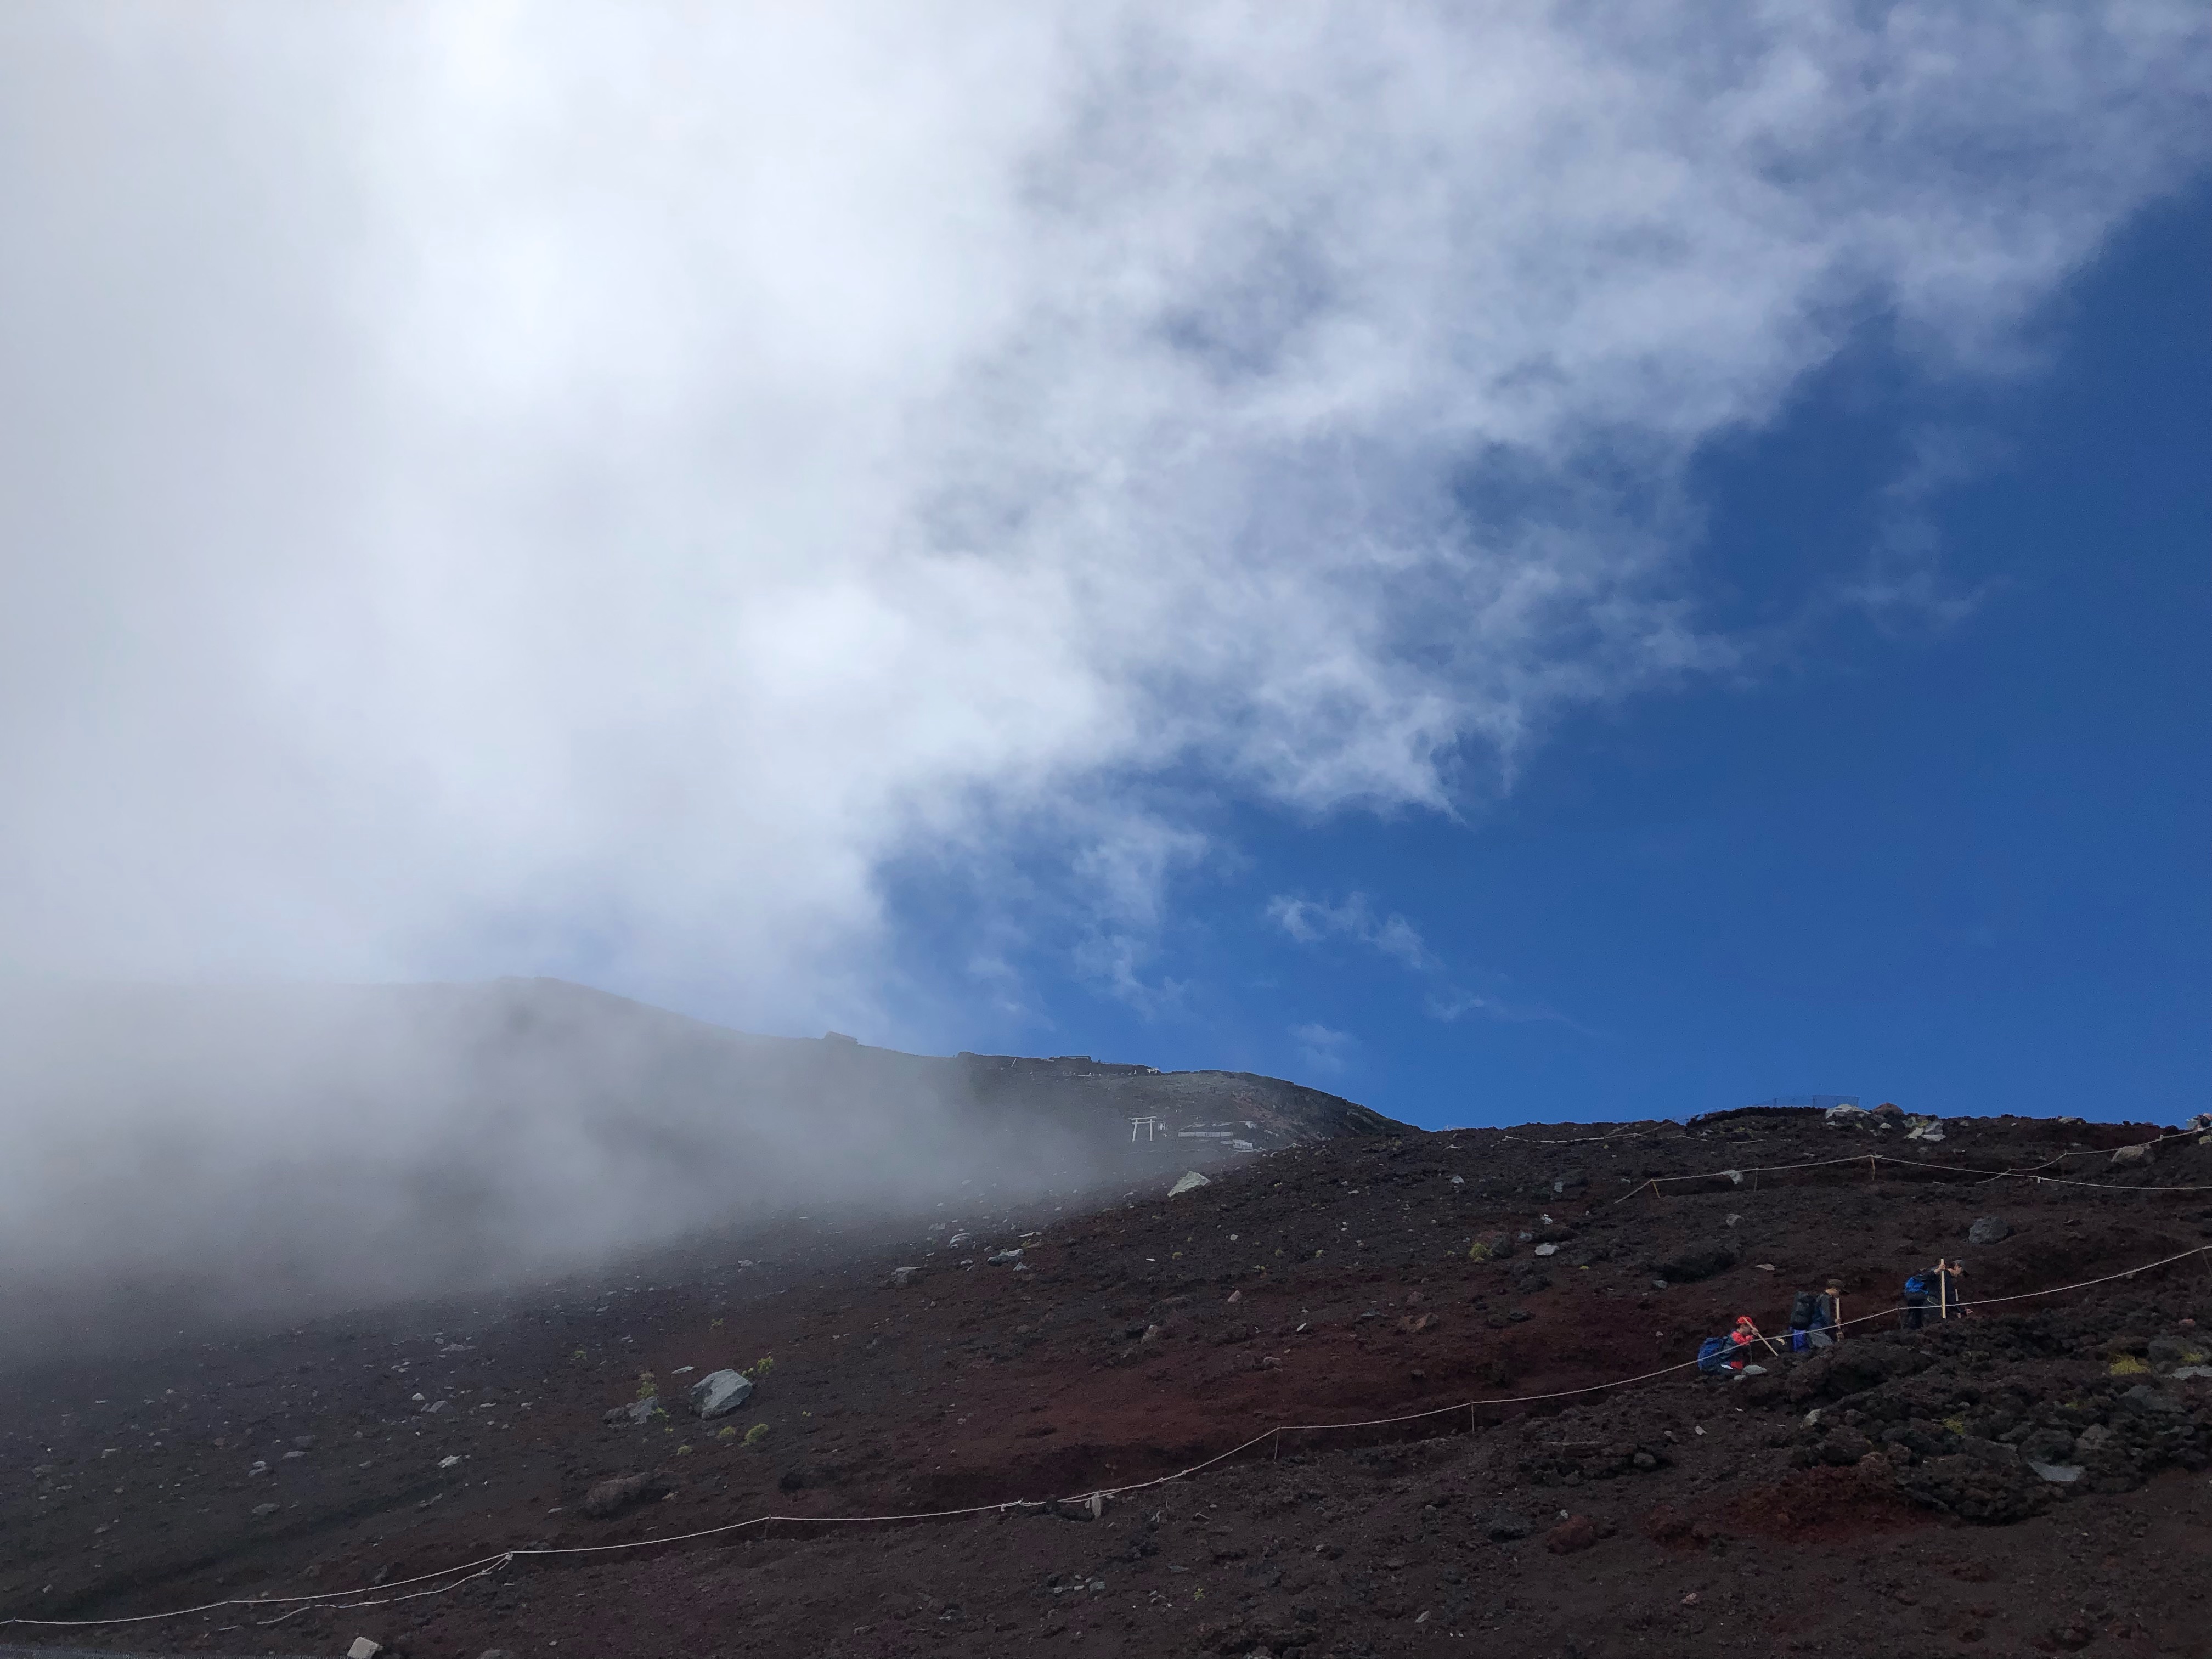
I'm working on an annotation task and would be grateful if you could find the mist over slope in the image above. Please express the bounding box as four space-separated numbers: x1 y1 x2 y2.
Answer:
0 978 1397 1361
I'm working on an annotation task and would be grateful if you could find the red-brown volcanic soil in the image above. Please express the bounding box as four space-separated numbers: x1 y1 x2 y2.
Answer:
4 1111 2210 1658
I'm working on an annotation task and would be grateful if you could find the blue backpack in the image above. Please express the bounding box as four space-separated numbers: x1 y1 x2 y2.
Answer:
1697 1336 1731 1374
1904 1276 1926 1296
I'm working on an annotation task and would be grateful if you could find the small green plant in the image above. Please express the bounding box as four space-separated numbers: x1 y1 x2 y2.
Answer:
636 1372 658 1401
675 1444 692 1457
571 1349 587 1363
2109 1355 2150 1375
1941 1414 1968 1435
716 1425 738 1441
743 1423 771 1448
1467 1240 1493 1262
746 1355 776 1379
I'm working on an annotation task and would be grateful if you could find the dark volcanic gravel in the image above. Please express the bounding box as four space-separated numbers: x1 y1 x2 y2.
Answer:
3 1111 2209 1658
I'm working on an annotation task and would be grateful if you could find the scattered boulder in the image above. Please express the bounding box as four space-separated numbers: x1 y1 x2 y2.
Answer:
1652 1241 1737 1283
421 1399 453 1415
1819 1427 1875 1466
347 1640 384 1659
1545 1514 1599 1554
1532 1243 1560 1257
690 1369 754 1419
1551 1172 1588 1195
603 1397 658 1427
1169 1171 1211 1197
582 1472 664 1517
251 1502 279 1518
1967 1216 2011 1245
1484 1510 1534 1542
986 1249 1024 1266
2110 1143 2153 1166
890 1266 922 1286
2115 1384 2182 1418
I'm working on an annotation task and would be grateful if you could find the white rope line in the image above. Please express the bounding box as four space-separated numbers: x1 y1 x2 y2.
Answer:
1613 1139 2212 1204
12 1241 2203 1633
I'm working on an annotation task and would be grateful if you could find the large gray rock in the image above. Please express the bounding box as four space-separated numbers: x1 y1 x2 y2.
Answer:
691 1369 754 1419
602 1396 658 1426
1966 1216 2011 1245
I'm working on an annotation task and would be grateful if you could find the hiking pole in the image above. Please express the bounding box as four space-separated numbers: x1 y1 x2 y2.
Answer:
1937 1259 1949 1322
1743 1319 1785 1358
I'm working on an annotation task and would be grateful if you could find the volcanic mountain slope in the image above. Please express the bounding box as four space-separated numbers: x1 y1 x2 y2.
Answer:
0 979 1398 1364
2 1110 2208 1658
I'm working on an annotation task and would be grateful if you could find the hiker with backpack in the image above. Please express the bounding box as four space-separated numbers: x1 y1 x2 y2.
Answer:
1787 1288 1819 1349
1900 1271 1932 1330
1790 1281 1844 1349
1813 1281 1843 1346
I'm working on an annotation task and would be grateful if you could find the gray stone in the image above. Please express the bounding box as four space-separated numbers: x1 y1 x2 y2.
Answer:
1966 1216 2011 1245
890 1266 922 1286
422 1398 453 1415
251 1502 279 1517
2029 1462 2083 1483
690 1369 754 1419
2019 1427 2076 1465
603 1396 658 1426
1485 1510 1534 1542
2117 1384 2182 1417
986 1249 1024 1266
1168 1171 1211 1197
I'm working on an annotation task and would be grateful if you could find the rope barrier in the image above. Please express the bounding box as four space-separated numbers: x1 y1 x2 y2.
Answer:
1611 1137 2212 1205
10 1241 2204 1634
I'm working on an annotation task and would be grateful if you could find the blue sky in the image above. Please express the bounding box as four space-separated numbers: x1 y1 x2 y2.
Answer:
899 188 2211 1128
3 8 2205 1135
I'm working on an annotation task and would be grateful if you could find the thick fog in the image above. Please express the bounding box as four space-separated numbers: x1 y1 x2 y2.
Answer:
0 979 1132 1361
0 7 2204 1350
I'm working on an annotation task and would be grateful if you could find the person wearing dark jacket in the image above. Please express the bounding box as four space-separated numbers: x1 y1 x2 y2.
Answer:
1809 1282 1843 1348
1901 1271 1933 1330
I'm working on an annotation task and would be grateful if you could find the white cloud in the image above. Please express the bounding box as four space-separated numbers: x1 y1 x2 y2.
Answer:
1266 893 1438 972
0 3 2203 1034
1289 1021 1356 1075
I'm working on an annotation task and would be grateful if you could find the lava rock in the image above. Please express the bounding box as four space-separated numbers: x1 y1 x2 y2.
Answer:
691 1369 754 1419
1819 1427 1875 1465
2115 1384 2182 1417
1545 1514 1598 1554
582 1472 661 1517
1967 1216 2011 1245
1485 1510 1535 1542
603 1397 658 1426
1652 1241 1737 1283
